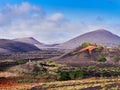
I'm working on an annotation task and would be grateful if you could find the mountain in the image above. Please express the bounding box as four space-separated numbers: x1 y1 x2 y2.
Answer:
57 29 120 49
0 39 40 55
13 37 44 45
13 37 61 50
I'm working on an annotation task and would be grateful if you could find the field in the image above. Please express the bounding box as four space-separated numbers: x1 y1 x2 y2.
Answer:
0 60 120 90
0 77 120 90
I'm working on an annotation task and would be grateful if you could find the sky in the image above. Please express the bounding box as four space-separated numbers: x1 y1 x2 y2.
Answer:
0 0 120 44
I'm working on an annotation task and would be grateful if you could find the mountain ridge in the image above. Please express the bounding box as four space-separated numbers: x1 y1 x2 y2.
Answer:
13 37 44 45
57 29 120 49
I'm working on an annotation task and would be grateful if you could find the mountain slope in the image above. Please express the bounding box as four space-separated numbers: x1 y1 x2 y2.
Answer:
55 45 120 66
57 29 120 49
13 37 44 45
0 39 40 55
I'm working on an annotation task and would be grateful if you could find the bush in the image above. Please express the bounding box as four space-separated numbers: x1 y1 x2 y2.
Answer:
16 60 26 65
100 51 107 55
57 70 84 81
88 65 96 69
47 60 56 66
75 70 84 78
69 71 76 80
112 56 120 61
47 60 54 64
98 58 107 62
57 71 70 80
81 42 91 48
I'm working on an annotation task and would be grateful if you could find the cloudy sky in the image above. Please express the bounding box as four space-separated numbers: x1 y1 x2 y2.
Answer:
0 0 120 44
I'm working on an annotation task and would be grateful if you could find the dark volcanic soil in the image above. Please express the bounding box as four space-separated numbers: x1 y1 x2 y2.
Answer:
55 46 120 67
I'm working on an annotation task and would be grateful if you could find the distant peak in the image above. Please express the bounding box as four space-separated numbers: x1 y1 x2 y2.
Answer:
14 37 34 40
95 29 109 32
13 37 44 45
20 37 33 39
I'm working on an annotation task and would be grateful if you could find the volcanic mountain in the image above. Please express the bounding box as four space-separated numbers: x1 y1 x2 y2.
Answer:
57 29 120 49
13 37 61 50
13 37 44 45
0 39 40 55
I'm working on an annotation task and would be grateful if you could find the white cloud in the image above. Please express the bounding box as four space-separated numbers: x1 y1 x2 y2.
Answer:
0 2 71 44
0 2 120 44
0 2 44 25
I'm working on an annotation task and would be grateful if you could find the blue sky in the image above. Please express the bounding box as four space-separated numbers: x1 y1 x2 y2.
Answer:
0 0 120 44
1 0 119 21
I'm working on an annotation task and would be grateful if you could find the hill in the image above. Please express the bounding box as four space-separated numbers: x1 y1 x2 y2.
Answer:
13 37 44 45
55 45 120 67
0 39 40 55
57 29 120 49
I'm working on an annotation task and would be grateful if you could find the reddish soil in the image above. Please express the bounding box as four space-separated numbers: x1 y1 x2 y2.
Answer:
0 77 26 88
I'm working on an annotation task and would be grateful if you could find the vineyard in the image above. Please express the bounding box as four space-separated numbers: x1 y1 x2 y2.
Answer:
0 77 120 90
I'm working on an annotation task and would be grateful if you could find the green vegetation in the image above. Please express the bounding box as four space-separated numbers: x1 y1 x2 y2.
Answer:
56 66 120 80
80 66 120 77
100 51 107 55
47 60 56 66
16 60 26 65
47 60 54 64
112 56 120 61
81 42 91 47
57 70 84 81
7 60 120 82
87 65 97 69
98 57 107 62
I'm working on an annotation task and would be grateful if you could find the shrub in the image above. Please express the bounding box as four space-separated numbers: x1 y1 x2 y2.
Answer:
47 60 54 63
98 58 107 62
47 60 56 66
16 60 26 65
75 70 84 78
88 65 97 69
81 42 91 48
57 70 84 81
100 51 107 55
69 71 76 79
112 56 120 61
57 71 70 80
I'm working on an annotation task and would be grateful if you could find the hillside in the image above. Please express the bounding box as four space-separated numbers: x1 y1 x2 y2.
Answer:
57 29 120 49
55 45 120 67
0 39 40 55
13 37 44 45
